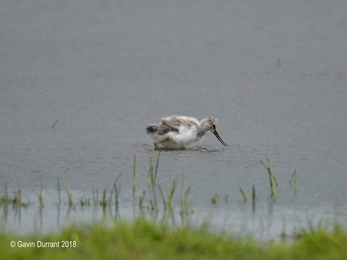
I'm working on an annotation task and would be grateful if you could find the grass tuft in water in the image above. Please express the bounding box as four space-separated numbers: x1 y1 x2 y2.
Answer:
154 151 161 182
133 153 136 196
252 184 256 211
57 177 61 205
139 190 146 210
39 177 44 207
260 158 278 197
158 185 167 210
150 168 158 211
167 180 176 208
147 152 154 185
101 189 107 208
113 173 122 211
64 183 73 207
239 187 247 202
290 168 297 193
180 185 193 217
0 181 9 205
13 189 21 207
211 193 220 205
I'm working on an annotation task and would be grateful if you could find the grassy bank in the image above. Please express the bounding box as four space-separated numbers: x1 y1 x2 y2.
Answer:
1 217 347 260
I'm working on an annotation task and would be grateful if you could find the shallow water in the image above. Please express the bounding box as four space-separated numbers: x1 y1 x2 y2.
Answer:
1 0 347 237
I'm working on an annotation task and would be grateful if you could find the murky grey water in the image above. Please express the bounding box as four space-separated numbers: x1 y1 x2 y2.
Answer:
1 0 347 237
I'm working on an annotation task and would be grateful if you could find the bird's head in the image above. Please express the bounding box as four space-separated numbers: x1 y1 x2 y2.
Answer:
201 117 228 147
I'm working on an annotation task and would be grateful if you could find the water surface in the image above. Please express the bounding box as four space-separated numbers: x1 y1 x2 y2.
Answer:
1 0 347 237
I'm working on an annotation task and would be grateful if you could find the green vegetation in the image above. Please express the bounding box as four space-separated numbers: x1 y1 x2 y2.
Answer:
260 158 278 198
0 157 288 213
1 218 347 260
239 187 247 202
1 156 346 259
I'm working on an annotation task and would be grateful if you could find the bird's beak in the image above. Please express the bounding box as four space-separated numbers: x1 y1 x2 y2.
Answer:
213 131 228 147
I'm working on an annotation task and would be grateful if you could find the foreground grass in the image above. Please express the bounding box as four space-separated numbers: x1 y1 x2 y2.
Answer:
1 218 347 260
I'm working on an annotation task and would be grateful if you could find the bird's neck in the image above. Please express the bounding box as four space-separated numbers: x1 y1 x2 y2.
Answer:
197 129 206 139
197 121 209 138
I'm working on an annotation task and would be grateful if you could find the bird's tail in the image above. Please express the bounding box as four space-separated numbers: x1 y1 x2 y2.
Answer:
146 125 158 134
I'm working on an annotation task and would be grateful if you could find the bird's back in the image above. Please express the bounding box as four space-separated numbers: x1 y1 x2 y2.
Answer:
146 116 199 143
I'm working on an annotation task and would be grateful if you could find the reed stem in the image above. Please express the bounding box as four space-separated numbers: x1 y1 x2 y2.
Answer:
52 120 58 128
154 151 160 182
64 183 73 207
260 158 277 197
147 152 154 185
133 154 137 195
167 180 176 208
139 190 146 209
158 185 167 210
39 177 44 207
101 189 107 208
239 187 247 202
252 184 256 211
57 177 61 205
290 168 297 192
113 173 122 209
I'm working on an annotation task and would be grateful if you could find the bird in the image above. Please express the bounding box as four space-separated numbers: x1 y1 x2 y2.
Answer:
146 116 228 149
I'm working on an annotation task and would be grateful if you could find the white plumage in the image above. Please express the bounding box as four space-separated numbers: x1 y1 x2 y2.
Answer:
146 116 228 149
